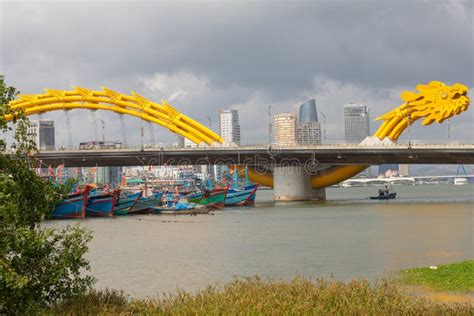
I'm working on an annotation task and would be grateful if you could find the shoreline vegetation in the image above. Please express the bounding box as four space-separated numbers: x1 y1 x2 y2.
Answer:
47 269 472 315
397 260 474 293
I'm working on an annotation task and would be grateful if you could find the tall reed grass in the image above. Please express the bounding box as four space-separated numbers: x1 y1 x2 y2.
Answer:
50 277 472 315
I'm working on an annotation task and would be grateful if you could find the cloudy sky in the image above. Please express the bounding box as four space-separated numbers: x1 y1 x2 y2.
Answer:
1 0 473 147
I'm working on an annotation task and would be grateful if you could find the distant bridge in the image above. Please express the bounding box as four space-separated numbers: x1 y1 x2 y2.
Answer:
29 142 474 168
340 174 474 186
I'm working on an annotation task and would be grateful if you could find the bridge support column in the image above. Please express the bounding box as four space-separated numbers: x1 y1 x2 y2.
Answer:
273 165 312 201
312 188 326 201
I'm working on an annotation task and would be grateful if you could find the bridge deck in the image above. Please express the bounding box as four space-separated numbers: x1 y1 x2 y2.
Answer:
30 145 474 167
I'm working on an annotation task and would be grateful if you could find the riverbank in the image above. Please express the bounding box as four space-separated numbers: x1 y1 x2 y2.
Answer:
397 260 474 292
395 260 474 305
48 277 472 315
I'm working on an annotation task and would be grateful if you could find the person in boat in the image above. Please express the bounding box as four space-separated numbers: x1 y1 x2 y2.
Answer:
173 187 180 207
384 185 390 196
161 190 168 208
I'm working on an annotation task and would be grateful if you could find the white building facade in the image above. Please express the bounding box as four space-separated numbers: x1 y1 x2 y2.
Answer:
344 103 370 144
28 119 55 150
274 112 297 146
220 109 241 145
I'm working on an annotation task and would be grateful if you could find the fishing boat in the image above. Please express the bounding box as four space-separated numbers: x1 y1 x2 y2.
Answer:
114 191 143 216
188 187 228 210
86 191 117 217
225 184 259 206
52 186 91 219
370 192 397 200
128 192 162 215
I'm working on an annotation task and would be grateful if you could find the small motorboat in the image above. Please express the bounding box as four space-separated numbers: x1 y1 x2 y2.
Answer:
157 203 210 215
370 192 397 200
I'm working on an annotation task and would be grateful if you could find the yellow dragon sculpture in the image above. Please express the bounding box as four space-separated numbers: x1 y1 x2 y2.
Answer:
4 86 224 145
246 81 471 189
4 81 470 190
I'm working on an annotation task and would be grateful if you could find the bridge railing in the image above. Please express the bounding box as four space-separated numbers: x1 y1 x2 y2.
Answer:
28 139 474 152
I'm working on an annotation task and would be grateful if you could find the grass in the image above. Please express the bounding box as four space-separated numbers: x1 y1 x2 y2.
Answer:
398 260 474 292
47 277 472 315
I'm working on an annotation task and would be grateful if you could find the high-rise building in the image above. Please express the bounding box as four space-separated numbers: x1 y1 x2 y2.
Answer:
344 103 370 144
297 99 321 145
97 166 123 185
274 112 297 146
28 119 55 150
297 122 322 145
399 164 409 177
220 109 241 145
299 99 318 124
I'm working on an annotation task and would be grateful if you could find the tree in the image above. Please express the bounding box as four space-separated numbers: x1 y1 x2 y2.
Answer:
0 75 95 314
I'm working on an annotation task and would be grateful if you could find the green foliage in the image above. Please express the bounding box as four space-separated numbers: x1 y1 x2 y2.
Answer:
48 277 472 315
0 76 95 314
398 260 474 292
1 226 95 313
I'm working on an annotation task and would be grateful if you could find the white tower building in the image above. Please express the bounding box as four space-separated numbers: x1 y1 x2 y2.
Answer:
220 109 241 145
344 103 370 144
274 112 297 146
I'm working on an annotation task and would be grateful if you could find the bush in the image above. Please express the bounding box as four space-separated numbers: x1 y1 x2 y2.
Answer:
0 75 95 314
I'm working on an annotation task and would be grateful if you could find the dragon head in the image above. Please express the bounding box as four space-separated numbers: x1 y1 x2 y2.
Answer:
374 81 470 140
400 81 470 125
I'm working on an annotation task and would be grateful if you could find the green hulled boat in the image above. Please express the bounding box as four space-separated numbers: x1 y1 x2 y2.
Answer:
188 187 228 210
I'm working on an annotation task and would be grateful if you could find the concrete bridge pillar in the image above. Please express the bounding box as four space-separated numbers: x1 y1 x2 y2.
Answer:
273 165 312 201
273 166 327 201
312 188 327 201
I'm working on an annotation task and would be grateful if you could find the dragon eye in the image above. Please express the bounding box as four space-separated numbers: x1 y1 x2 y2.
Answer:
440 92 448 99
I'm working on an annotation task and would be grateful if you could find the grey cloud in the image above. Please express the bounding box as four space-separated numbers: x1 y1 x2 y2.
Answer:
1 0 472 146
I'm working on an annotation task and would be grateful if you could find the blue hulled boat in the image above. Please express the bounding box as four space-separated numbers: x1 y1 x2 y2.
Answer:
52 186 91 219
86 191 116 217
224 184 259 206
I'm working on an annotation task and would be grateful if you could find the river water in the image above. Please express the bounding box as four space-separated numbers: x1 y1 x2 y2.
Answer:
46 184 473 298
